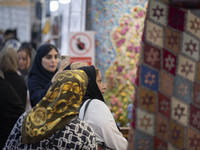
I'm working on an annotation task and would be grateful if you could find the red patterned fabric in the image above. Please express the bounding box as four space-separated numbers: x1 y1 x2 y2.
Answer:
128 0 200 149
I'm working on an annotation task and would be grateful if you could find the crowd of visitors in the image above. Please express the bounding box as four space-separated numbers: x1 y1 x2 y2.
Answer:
0 29 128 150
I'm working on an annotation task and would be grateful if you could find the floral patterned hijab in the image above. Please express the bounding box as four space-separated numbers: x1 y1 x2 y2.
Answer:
22 70 88 144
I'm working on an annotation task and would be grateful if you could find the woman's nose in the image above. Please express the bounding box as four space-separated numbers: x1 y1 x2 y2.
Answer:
103 83 107 90
51 56 57 63
52 57 56 61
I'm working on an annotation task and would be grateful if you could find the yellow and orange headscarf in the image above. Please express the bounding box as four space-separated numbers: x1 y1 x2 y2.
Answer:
22 70 88 144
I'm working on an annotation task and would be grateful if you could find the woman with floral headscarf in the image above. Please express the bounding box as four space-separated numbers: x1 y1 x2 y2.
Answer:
4 70 97 150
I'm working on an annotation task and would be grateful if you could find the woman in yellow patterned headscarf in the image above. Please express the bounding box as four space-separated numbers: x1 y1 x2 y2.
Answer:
3 70 97 150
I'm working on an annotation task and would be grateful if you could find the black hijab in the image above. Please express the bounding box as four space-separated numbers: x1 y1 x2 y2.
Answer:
28 44 58 82
78 65 105 105
28 44 58 96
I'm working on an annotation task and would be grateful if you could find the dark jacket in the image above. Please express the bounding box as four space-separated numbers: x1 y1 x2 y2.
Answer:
28 44 58 107
0 77 25 149
4 72 27 107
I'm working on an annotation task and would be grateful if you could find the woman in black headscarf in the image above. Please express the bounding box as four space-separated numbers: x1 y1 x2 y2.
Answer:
4 70 97 150
28 44 59 107
78 65 128 150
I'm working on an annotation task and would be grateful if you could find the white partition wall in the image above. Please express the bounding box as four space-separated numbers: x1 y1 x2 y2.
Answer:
0 0 86 54
60 0 86 55
0 4 32 42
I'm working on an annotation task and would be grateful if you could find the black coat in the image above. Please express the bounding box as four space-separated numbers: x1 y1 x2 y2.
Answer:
0 77 25 149
4 72 27 107
28 44 58 107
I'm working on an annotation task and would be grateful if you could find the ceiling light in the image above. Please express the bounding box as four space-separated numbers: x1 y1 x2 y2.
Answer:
59 0 71 4
50 0 59 12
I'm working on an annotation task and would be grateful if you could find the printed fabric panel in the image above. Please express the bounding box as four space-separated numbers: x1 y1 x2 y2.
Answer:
131 0 200 149
4 112 97 150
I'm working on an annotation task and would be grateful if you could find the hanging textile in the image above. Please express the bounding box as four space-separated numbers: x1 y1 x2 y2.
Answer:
128 0 200 149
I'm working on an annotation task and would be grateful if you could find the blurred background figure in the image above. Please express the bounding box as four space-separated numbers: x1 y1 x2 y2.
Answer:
28 43 59 107
0 29 3 47
0 68 25 149
0 46 27 108
0 29 21 51
17 42 36 85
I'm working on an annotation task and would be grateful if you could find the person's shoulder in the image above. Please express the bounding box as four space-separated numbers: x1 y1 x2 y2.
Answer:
88 99 111 114
71 118 90 125
5 72 26 84
90 99 108 109
17 73 26 81
90 99 106 105
70 117 87 125
15 74 27 86
0 77 9 86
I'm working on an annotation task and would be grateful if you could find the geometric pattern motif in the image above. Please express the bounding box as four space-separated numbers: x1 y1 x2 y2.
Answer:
181 33 199 61
131 0 200 149
165 27 181 54
159 70 174 96
136 108 155 136
173 75 193 104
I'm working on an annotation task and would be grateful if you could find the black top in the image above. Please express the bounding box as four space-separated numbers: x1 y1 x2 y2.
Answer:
0 77 25 149
28 44 58 106
4 72 27 107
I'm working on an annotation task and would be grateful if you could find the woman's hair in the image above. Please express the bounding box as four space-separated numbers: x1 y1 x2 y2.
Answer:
17 45 32 59
3 29 17 39
36 43 59 60
0 46 18 73
46 44 58 54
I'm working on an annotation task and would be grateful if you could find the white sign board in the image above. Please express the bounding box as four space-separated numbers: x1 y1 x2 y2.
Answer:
68 31 95 65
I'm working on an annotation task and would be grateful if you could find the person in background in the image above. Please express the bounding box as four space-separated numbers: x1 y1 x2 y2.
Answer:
0 70 25 149
2 29 18 42
0 30 3 47
17 42 36 85
0 29 21 51
79 65 128 150
37 61 89 101
0 46 27 108
28 43 59 107
4 70 97 150
18 42 36 110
